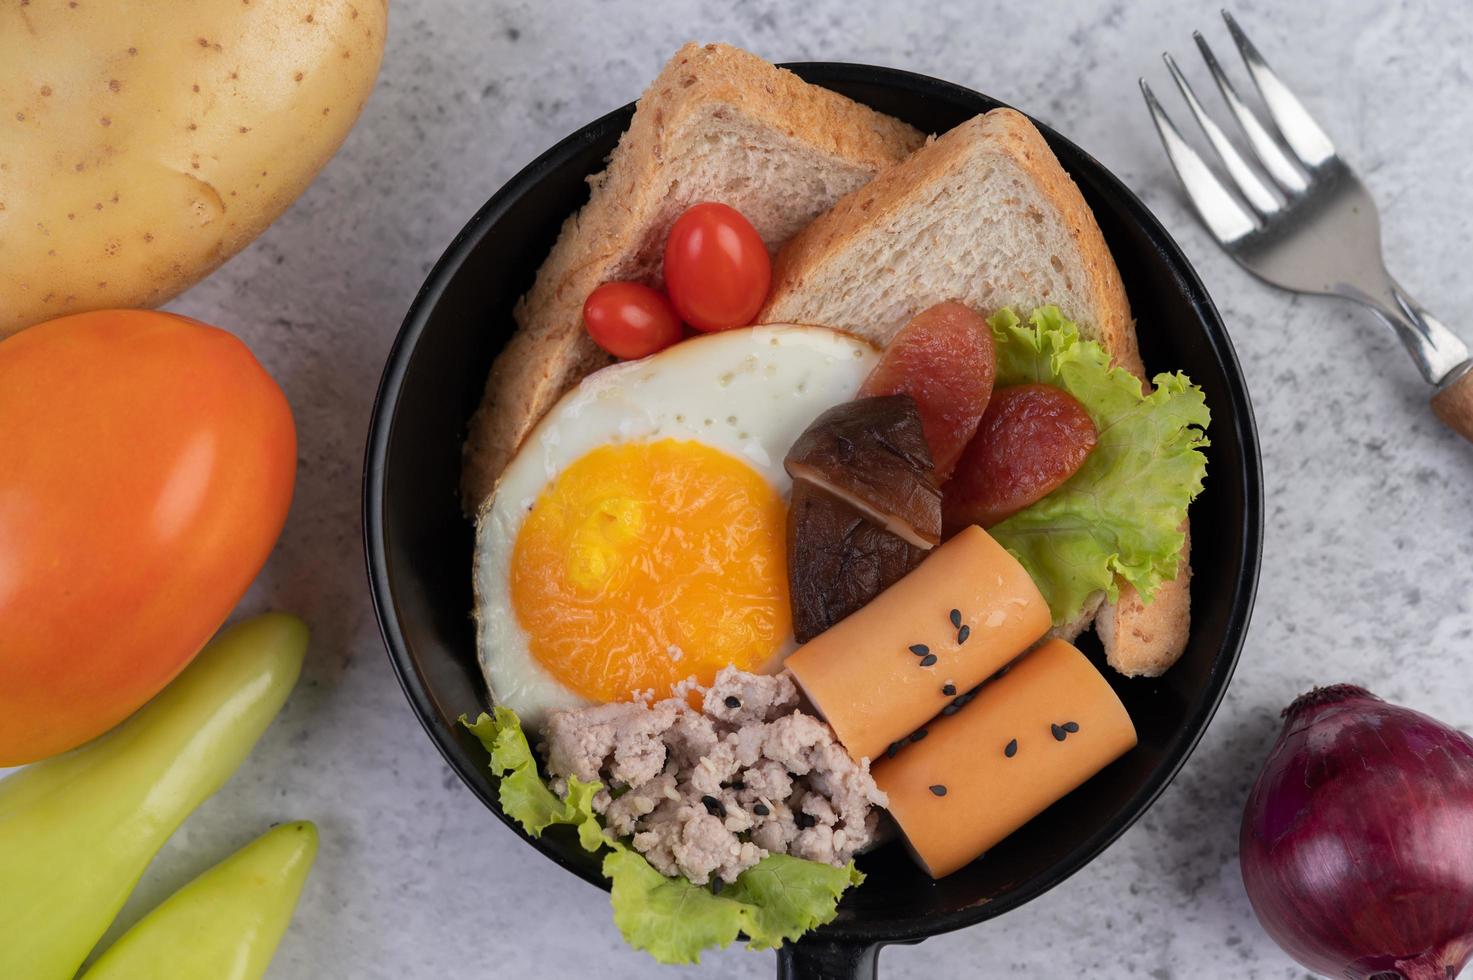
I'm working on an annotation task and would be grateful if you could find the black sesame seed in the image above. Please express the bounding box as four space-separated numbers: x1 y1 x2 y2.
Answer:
753 803 770 816
941 683 957 696
701 795 726 818
730 779 745 791
929 784 947 797
956 624 971 644
1004 739 1018 758
955 692 975 708
886 741 901 759
1063 721 1080 733
911 728 928 742
949 608 962 629
724 695 741 710
919 654 938 667
796 812 816 829
941 704 959 716
1051 724 1067 742
909 643 929 656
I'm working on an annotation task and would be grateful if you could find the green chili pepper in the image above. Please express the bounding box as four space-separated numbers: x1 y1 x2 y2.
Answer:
81 820 318 980
0 613 307 980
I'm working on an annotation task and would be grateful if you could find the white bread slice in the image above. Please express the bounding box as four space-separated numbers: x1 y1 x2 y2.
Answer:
759 108 1190 674
459 43 924 511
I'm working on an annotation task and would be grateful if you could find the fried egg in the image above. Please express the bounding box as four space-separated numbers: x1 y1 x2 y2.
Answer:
474 325 878 728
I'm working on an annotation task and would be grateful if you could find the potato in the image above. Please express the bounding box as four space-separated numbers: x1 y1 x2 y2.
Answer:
0 0 387 336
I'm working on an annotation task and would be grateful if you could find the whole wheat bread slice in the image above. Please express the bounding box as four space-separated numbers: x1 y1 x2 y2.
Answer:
759 108 1191 675
459 43 924 511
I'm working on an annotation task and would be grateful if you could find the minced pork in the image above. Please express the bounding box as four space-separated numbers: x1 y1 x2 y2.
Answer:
541 666 887 885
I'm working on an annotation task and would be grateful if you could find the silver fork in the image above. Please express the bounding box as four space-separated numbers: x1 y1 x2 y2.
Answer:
1141 10 1473 444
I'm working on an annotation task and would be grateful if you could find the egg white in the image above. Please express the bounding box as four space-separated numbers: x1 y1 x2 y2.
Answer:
474 324 879 729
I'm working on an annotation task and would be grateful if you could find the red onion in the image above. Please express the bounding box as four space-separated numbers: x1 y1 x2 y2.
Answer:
1241 684 1473 980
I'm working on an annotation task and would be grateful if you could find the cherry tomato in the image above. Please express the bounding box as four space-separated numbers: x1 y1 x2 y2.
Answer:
943 383 1097 533
662 202 771 331
582 282 684 360
0 310 297 765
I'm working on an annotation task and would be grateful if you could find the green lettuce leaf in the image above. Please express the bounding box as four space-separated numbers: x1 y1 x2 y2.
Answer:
987 307 1209 623
563 777 607 853
461 709 602 842
602 843 747 964
722 854 864 951
603 846 863 963
462 709 862 965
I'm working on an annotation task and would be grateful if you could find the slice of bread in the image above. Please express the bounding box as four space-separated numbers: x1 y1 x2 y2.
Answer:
759 108 1190 673
759 109 1141 373
460 43 924 512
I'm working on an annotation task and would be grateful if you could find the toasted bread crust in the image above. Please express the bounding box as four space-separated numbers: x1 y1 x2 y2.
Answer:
460 43 923 512
1048 591 1106 644
1098 526 1192 677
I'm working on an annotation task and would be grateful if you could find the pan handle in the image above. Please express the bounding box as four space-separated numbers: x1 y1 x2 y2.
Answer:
776 938 883 979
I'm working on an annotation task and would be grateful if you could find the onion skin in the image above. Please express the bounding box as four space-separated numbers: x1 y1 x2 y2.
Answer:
1241 685 1473 980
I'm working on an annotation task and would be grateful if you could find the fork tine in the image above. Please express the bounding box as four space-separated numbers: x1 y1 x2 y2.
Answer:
1140 78 1258 245
1222 10 1337 168
1193 30 1308 193
1162 51 1280 216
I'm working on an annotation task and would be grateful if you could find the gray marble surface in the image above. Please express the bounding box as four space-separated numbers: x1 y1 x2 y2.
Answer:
34 0 1473 977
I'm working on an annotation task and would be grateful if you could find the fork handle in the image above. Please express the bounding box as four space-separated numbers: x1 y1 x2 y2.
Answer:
1339 277 1473 444
1431 364 1473 446
1339 277 1470 385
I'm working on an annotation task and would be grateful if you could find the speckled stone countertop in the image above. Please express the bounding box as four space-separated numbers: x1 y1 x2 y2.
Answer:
49 0 1473 976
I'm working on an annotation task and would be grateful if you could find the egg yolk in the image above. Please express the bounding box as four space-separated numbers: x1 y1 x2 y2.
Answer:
509 439 791 704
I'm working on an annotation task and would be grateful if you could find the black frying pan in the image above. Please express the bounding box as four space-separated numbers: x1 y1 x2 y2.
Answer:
363 62 1263 979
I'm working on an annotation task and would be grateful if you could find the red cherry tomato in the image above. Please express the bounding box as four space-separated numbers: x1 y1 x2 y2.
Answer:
582 282 684 360
662 202 771 331
0 310 296 765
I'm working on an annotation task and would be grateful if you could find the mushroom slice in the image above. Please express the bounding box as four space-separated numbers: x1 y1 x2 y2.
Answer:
784 395 942 549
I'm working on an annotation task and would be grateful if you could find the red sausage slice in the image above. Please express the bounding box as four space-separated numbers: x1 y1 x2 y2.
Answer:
943 383 1098 532
858 302 996 481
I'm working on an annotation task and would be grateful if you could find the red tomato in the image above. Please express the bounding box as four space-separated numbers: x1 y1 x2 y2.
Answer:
859 302 997 481
943 383 1097 533
0 310 296 765
582 282 684 360
662 202 771 331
